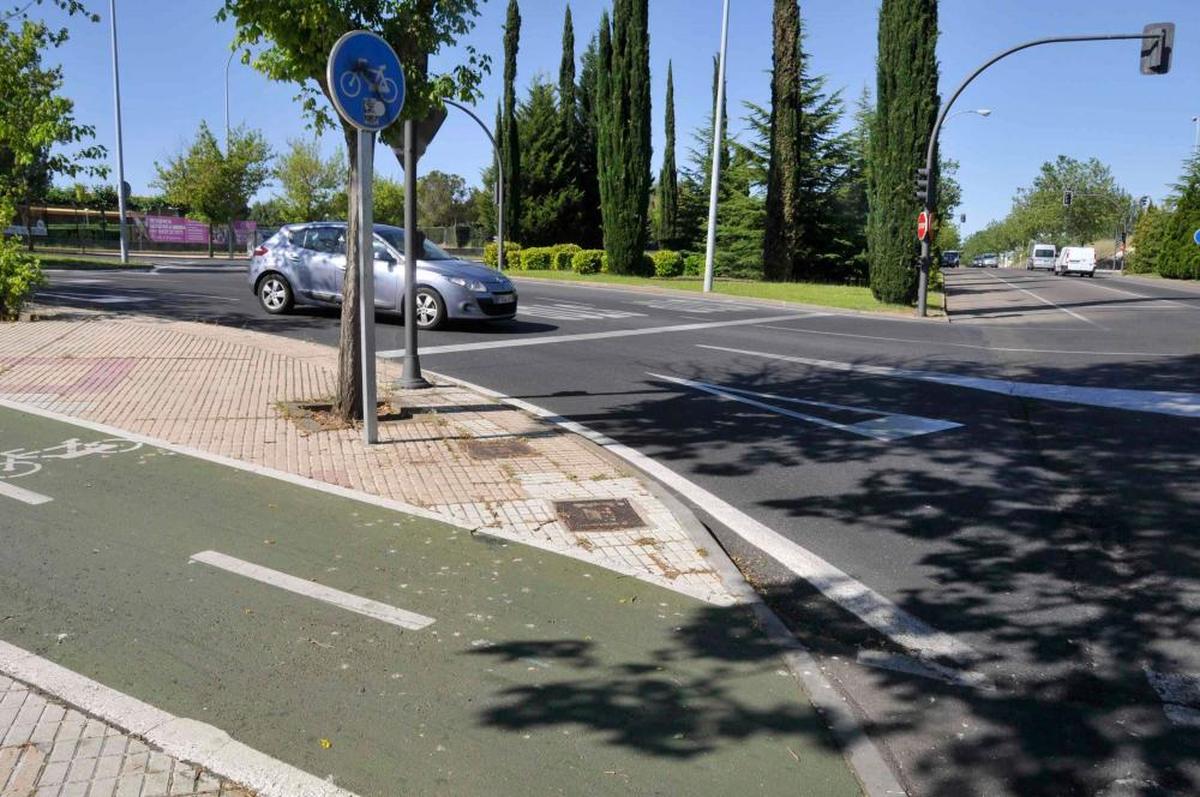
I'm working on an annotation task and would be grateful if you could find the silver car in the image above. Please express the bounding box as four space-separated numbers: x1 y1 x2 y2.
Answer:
248 222 517 329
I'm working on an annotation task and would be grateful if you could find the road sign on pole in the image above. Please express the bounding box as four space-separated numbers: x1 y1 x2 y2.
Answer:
917 210 930 242
328 31 405 445
1193 229 1200 246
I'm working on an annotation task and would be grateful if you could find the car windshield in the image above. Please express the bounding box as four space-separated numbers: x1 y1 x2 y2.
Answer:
1035 248 1055 258
375 229 453 260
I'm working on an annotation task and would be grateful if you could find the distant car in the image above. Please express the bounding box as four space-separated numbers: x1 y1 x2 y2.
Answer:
1054 246 1097 277
971 255 984 267
248 222 518 329
980 253 999 268
941 250 961 268
1027 243 1057 271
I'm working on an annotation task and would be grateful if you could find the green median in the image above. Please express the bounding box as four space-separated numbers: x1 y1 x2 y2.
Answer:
33 252 154 270
510 268 944 315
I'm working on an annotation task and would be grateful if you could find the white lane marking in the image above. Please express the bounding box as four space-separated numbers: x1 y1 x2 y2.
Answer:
190 550 434 631
985 271 1101 326
700 345 1200 419
1145 667 1200 727
0 399 726 605
633 298 759 314
1076 277 1188 307
0 641 358 797
756 324 1181 358
427 370 980 665
856 650 992 690
378 312 821 358
37 291 152 305
0 481 52 505
649 373 961 442
518 301 646 320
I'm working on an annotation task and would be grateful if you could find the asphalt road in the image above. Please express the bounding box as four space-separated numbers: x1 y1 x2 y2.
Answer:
33 264 1200 795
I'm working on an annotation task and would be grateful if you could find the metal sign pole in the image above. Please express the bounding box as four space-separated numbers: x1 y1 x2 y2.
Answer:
357 130 378 444
399 117 429 389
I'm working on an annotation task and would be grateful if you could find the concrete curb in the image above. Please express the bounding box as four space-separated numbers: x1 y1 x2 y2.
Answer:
426 368 909 797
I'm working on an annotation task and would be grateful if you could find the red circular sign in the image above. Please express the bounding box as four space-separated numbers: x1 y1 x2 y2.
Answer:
917 211 930 241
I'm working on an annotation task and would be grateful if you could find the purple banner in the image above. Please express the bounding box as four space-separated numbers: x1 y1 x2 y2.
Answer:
145 215 210 244
233 220 257 246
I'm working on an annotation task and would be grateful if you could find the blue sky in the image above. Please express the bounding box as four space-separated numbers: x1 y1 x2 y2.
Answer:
30 0 1198 235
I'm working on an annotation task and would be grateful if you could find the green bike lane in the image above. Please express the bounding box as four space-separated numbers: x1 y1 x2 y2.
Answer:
0 405 860 796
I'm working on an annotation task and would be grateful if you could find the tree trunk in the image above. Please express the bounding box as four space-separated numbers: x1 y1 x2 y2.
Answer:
207 224 214 258
333 122 363 422
228 221 235 258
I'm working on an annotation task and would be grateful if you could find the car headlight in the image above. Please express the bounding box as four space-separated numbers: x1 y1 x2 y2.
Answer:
448 276 488 292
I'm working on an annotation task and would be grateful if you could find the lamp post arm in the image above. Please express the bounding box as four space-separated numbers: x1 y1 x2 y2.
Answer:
442 98 505 271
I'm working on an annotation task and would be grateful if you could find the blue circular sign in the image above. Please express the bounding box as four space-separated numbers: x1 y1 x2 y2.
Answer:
326 30 405 132
1194 229 1200 246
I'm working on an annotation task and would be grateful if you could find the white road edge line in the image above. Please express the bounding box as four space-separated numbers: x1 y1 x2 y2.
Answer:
987 271 1101 326
856 650 993 691
0 640 357 797
0 480 53 505
190 550 434 630
426 370 979 666
699 345 1200 419
0 399 728 606
377 312 822 358
1077 277 1188 306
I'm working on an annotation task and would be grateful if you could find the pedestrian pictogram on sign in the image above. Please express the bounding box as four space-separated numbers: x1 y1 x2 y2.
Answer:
917 211 930 242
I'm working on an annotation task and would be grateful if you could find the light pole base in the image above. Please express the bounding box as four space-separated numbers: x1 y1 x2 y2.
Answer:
397 357 432 390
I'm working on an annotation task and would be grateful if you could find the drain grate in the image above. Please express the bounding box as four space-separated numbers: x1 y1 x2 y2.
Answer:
554 499 645 532
463 438 537 460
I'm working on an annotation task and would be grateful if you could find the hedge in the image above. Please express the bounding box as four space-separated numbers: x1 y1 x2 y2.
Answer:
482 241 521 268
551 243 581 271
571 249 605 274
520 246 556 270
0 238 45 320
650 249 684 278
683 252 704 276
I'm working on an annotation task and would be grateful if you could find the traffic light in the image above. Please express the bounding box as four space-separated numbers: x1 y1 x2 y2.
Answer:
1140 23 1175 75
914 168 930 206
1063 189 1073 208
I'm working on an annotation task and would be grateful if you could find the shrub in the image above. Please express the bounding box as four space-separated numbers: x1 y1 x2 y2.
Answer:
571 249 605 274
551 243 581 271
683 252 705 277
482 241 521 268
0 238 45 321
650 249 684 278
519 246 554 270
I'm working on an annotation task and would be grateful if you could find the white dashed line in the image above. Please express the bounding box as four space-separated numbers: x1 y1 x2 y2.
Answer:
190 550 435 630
0 481 52 505
987 272 1100 326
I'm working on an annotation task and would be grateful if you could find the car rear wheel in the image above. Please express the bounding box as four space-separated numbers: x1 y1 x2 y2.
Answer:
258 274 293 314
414 287 446 330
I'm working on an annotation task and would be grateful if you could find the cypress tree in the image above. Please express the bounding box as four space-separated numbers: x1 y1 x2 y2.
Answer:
575 34 604 248
519 79 582 245
559 6 576 134
763 0 803 281
596 0 652 274
501 0 522 242
655 61 679 248
867 0 939 304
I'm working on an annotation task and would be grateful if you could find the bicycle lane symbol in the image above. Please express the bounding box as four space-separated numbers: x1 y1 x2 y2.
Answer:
0 437 145 505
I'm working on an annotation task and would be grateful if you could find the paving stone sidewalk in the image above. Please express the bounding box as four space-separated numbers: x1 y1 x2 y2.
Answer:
0 674 250 797
0 310 734 605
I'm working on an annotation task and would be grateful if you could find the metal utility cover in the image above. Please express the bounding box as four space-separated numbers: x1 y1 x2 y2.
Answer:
555 499 645 532
463 439 536 460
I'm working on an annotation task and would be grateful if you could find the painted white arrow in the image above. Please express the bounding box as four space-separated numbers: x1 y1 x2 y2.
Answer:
648 373 962 442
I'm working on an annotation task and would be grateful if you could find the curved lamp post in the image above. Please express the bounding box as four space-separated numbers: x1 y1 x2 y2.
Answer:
442 98 505 271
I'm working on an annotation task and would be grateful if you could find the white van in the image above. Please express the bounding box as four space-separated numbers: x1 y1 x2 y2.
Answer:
1027 243 1056 271
1054 246 1097 277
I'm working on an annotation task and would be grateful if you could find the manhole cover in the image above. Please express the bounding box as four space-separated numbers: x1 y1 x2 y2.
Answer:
463 439 536 460
554 499 645 532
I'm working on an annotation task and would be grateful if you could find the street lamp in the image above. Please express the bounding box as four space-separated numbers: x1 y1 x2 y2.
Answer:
701 0 731 294
225 49 237 150
1192 115 1199 152
948 108 992 121
442 98 504 272
108 0 129 264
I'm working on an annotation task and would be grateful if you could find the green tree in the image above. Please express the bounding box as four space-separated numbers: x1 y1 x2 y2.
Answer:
272 138 344 222
0 12 106 249
867 0 939 304
574 33 604 248
1127 202 1168 275
374 176 405 226
596 0 651 274
654 61 679 248
153 122 272 257
1157 153 1200 279
416 170 471 227
558 5 576 137
831 87 872 283
500 0 522 241
217 0 489 420
518 80 583 245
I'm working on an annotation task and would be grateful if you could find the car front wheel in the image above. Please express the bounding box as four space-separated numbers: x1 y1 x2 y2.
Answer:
258 274 294 314
413 287 446 330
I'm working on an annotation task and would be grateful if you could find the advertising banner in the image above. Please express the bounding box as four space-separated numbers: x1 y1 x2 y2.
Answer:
145 215 210 244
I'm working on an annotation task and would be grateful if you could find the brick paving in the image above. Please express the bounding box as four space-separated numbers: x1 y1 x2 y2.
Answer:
0 310 735 606
0 673 250 797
